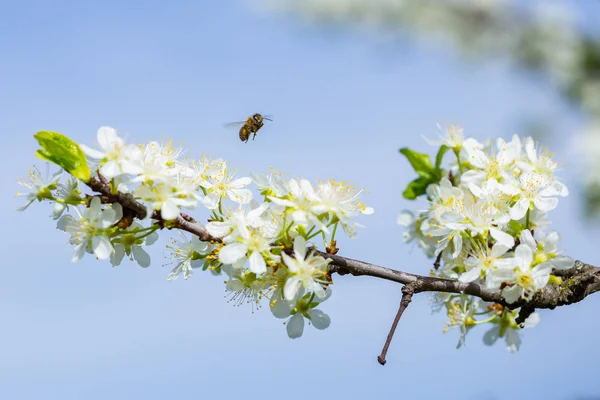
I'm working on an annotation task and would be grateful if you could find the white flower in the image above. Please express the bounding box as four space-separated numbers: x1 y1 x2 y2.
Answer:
398 212 438 258
490 244 552 303
251 170 289 197
519 229 574 270
517 137 558 177
165 233 210 280
427 178 464 219
397 210 419 244
210 203 279 274
16 166 62 211
443 296 480 349
460 136 520 185
423 123 465 150
218 229 279 275
311 180 374 238
207 203 270 241
129 141 175 184
135 181 198 221
483 312 540 353
110 223 159 267
508 172 567 220
440 196 514 248
52 176 82 220
57 197 122 262
224 270 269 309
201 169 252 209
467 178 515 223
79 126 143 179
269 178 329 233
421 213 465 259
269 268 295 319
459 242 513 284
285 288 332 339
282 236 331 300
180 157 223 188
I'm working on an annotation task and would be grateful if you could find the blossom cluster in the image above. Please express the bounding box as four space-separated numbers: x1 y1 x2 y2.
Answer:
398 125 574 352
17 126 373 339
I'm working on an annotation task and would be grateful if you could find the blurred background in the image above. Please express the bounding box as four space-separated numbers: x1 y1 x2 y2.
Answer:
1 0 599 399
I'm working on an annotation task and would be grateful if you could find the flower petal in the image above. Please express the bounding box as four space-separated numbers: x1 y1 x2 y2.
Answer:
132 246 151 268
219 243 247 265
510 198 529 221
100 160 121 179
72 242 87 262
491 242 510 258
396 210 415 227
281 252 298 273
206 221 232 238
160 201 180 221
79 144 105 160
519 229 537 250
522 313 540 328
502 285 523 304
551 255 574 270
110 244 126 266
541 231 560 253
228 188 252 204
293 236 307 261
307 309 331 330
283 276 301 301
505 329 521 353
490 228 515 249
515 244 533 268
533 196 558 213
459 267 481 283
248 251 267 275
270 298 292 319
92 236 113 260
229 177 252 189
286 314 304 339
97 126 118 149
483 326 500 346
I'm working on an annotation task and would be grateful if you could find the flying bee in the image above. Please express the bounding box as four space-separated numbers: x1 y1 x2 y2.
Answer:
225 113 272 143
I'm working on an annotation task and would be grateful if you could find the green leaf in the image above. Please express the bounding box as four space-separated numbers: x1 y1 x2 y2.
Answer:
435 145 450 171
34 131 91 182
402 176 432 200
399 148 435 179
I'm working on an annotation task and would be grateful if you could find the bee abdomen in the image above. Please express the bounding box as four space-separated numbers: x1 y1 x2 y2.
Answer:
239 126 249 142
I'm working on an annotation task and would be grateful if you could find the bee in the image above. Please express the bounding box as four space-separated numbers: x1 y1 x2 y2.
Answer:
225 113 272 143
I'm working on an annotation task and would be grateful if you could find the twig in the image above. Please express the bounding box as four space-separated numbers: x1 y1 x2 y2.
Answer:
433 253 442 270
377 284 415 365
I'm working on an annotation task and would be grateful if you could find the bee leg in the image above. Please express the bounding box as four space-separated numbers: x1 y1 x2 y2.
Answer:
252 133 256 140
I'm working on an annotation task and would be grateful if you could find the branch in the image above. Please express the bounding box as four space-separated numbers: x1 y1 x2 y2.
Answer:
83 177 600 364
324 252 600 310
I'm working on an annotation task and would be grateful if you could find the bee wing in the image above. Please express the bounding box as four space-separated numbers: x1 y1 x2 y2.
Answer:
223 121 246 129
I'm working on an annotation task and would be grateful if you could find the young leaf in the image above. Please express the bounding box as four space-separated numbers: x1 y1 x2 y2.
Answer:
399 148 435 179
34 131 91 182
402 176 432 200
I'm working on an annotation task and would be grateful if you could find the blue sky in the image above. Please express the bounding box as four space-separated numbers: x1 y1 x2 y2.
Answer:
2 1 599 399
